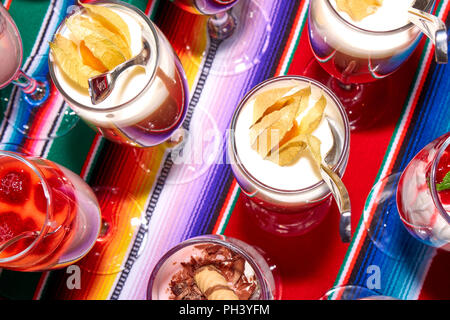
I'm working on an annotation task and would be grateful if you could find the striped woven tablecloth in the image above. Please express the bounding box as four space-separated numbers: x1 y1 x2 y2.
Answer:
0 0 449 300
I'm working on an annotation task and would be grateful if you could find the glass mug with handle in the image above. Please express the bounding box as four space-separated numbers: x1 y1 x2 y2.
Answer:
49 0 189 148
363 132 450 259
306 0 447 130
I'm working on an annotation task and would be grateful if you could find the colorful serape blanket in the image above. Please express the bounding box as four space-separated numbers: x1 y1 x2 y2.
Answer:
0 0 449 300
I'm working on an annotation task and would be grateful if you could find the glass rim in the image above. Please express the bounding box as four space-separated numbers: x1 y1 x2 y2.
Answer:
0 3 24 89
0 151 52 263
323 0 434 35
146 235 273 300
229 75 350 195
48 0 161 114
429 133 450 225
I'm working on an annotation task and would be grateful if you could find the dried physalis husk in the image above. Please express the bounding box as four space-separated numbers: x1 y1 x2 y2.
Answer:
304 134 322 168
249 98 292 146
80 2 131 49
49 34 100 89
298 94 327 135
268 133 323 168
250 101 299 158
252 86 311 126
265 95 326 167
266 130 308 166
78 39 108 73
67 15 132 60
252 86 296 122
67 15 126 70
249 84 327 167
249 86 311 153
336 0 383 21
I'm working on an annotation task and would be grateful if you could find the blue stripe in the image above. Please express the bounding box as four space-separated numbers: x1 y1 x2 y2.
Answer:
347 27 450 299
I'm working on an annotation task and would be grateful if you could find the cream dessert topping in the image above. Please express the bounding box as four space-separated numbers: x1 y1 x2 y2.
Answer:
331 0 416 31
50 3 173 128
235 79 341 191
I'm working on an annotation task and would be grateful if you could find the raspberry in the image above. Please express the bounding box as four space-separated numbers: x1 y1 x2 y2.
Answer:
0 170 31 205
0 211 23 243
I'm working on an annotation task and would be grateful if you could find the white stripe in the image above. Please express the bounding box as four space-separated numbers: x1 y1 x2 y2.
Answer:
334 1 448 294
80 135 104 181
216 183 240 234
278 0 309 75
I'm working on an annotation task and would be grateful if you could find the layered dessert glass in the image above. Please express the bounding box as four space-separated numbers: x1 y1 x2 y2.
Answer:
49 0 189 147
306 0 435 129
228 75 350 236
147 235 279 300
0 151 101 272
363 132 450 259
397 132 450 250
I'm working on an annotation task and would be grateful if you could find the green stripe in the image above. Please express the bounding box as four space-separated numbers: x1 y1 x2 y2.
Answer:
282 5 308 75
8 0 50 59
218 188 240 235
46 122 97 175
148 0 161 20
333 0 446 290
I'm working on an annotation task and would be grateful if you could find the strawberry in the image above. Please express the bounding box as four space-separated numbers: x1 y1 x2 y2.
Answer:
0 211 23 243
0 170 31 205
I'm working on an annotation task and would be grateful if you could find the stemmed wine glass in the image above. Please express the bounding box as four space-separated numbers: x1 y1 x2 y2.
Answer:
0 3 79 140
363 132 450 259
171 0 271 76
305 0 447 130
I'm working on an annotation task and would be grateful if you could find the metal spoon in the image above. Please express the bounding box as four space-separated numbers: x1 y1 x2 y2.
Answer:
320 118 351 243
408 4 448 64
88 38 151 105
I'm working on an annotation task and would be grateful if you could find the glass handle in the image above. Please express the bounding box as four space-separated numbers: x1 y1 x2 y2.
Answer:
208 10 237 41
12 69 48 104
408 7 448 64
12 69 39 93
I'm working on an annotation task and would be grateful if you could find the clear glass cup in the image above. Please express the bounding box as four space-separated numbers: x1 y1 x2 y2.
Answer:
147 234 280 300
48 1 188 274
321 285 397 300
397 132 450 249
363 132 450 259
49 0 189 148
0 151 101 272
170 0 271 76
0 3 79 140
305 0 436 130
228 75 350 236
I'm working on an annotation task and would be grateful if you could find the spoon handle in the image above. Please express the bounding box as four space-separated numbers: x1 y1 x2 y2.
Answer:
88 39 151 105
408 8 448 64
320 163 352 243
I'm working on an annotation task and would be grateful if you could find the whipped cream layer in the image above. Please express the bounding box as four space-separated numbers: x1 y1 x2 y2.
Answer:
235 79 342 191
52 4 175 128
330 0 415 32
